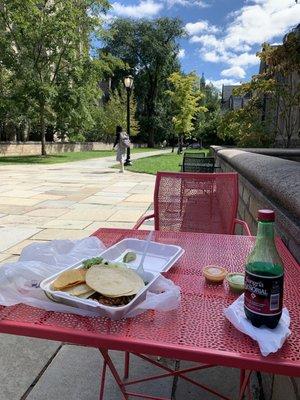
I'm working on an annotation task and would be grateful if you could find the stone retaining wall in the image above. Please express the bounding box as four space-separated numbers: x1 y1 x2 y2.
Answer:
211 146 300 263
237 148 300 162
0 141 146 156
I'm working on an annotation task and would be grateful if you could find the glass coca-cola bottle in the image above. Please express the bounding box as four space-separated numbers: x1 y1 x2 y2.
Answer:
244 210 284 329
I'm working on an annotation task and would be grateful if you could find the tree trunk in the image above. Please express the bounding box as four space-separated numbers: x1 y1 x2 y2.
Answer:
148 130 155 148
146 106 155 148
171 134 175 152
146 72 158 148
20 120 30 142
146 101 155 147
177 134 183 154
40 102 47 156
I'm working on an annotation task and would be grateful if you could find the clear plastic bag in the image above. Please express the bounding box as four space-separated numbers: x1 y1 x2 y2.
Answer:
126 275 181 318
0 238 181 319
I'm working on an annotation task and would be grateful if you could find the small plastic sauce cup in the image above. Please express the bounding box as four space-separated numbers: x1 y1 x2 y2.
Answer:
226 273 245 293
203 266 228 284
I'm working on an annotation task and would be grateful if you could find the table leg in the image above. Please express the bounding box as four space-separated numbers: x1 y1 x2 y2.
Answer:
99 349 129 400
98 349 251 400
240 369 245 394
171 360 181 399
124 351 130 379
238 370 252 400
99 359 107 400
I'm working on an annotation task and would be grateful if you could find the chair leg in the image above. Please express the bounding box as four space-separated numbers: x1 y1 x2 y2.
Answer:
171 360 181 400
124 351 130 379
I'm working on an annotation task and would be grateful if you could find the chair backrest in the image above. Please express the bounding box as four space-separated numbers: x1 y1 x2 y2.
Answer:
154 172 238 234
184 151 205 158
182 155 215 173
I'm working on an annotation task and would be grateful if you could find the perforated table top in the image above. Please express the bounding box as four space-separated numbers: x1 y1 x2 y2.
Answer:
0 228 299 376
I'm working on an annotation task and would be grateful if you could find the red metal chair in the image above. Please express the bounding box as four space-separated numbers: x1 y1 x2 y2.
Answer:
126 172 251 389
134 172 251 235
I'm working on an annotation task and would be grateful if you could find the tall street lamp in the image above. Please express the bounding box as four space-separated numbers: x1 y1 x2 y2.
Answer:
124 75 134 166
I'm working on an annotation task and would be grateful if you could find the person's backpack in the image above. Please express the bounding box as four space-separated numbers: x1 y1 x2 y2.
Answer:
120 132 131 149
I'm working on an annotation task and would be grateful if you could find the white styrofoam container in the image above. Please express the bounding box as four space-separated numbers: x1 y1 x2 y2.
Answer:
40 264 159 320
100 238 184 273
40 238 184 319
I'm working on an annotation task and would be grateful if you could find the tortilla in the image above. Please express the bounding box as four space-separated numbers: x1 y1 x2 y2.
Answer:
86 264 144 298
61 283 93 296
52 269 86 290
77 290 96 299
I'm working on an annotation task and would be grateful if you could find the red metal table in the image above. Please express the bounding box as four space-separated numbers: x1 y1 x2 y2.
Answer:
0 228 299 400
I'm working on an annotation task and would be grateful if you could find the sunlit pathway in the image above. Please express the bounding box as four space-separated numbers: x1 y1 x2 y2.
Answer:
0 150 162 264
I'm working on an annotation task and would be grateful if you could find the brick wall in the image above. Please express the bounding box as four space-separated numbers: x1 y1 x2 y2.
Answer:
212 147 300 263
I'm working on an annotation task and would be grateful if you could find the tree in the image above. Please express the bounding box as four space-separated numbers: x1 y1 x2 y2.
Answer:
193 77 221 146
0 0 110 154
166 72 206 153
224 26 300 148
258 27 300 148
87 87 139 142
101 18 185 147
217 103 273 147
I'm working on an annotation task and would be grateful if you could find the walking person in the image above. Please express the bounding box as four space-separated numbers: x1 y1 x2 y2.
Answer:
113 125 131 173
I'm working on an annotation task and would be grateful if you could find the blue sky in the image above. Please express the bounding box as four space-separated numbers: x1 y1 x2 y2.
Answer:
103 0 300 89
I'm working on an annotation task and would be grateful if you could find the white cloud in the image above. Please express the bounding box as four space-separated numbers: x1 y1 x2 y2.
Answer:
185 21 219 35
111 0 163 18
202 51 222 63
178 49 185 59
221 66 246 79
188 0 299 80
207 78 241 91
190 34 221 47
166 0 209 7
202 49 259 67
228 52 259 67
224 0 300 50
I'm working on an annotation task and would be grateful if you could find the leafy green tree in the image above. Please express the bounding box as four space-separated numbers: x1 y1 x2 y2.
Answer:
221 26 300 148
166 72 206 153
101 18 185 147
218 102 273 147
0 0 110 154
193 77 221 146
87 87 139 142
255 29 300 148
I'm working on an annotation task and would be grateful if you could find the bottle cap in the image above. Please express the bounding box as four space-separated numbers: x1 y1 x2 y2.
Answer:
258 209 275 222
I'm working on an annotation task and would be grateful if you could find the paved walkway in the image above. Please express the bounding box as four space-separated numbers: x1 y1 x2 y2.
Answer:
0 150 162 264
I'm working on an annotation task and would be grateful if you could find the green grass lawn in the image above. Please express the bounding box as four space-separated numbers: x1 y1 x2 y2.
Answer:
125 149 210 175
0 147 156 165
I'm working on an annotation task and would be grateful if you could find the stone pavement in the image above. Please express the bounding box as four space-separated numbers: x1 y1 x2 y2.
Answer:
0 150 298 399
0 150 160 264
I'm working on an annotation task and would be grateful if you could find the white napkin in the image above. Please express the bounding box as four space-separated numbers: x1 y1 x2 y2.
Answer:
224 294 291 356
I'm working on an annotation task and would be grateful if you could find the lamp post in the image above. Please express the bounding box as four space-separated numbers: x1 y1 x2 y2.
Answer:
124 75 134 166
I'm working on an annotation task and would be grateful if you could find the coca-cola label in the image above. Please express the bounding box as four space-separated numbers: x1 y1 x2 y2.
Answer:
244 271 283 316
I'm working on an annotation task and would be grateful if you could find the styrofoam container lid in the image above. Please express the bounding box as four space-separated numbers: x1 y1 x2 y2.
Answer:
100 238 184 273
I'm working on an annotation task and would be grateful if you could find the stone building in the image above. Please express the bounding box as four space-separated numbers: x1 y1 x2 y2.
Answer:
220 28 300 148
259 65 300 148
258 25 300 148
221 85 251 113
